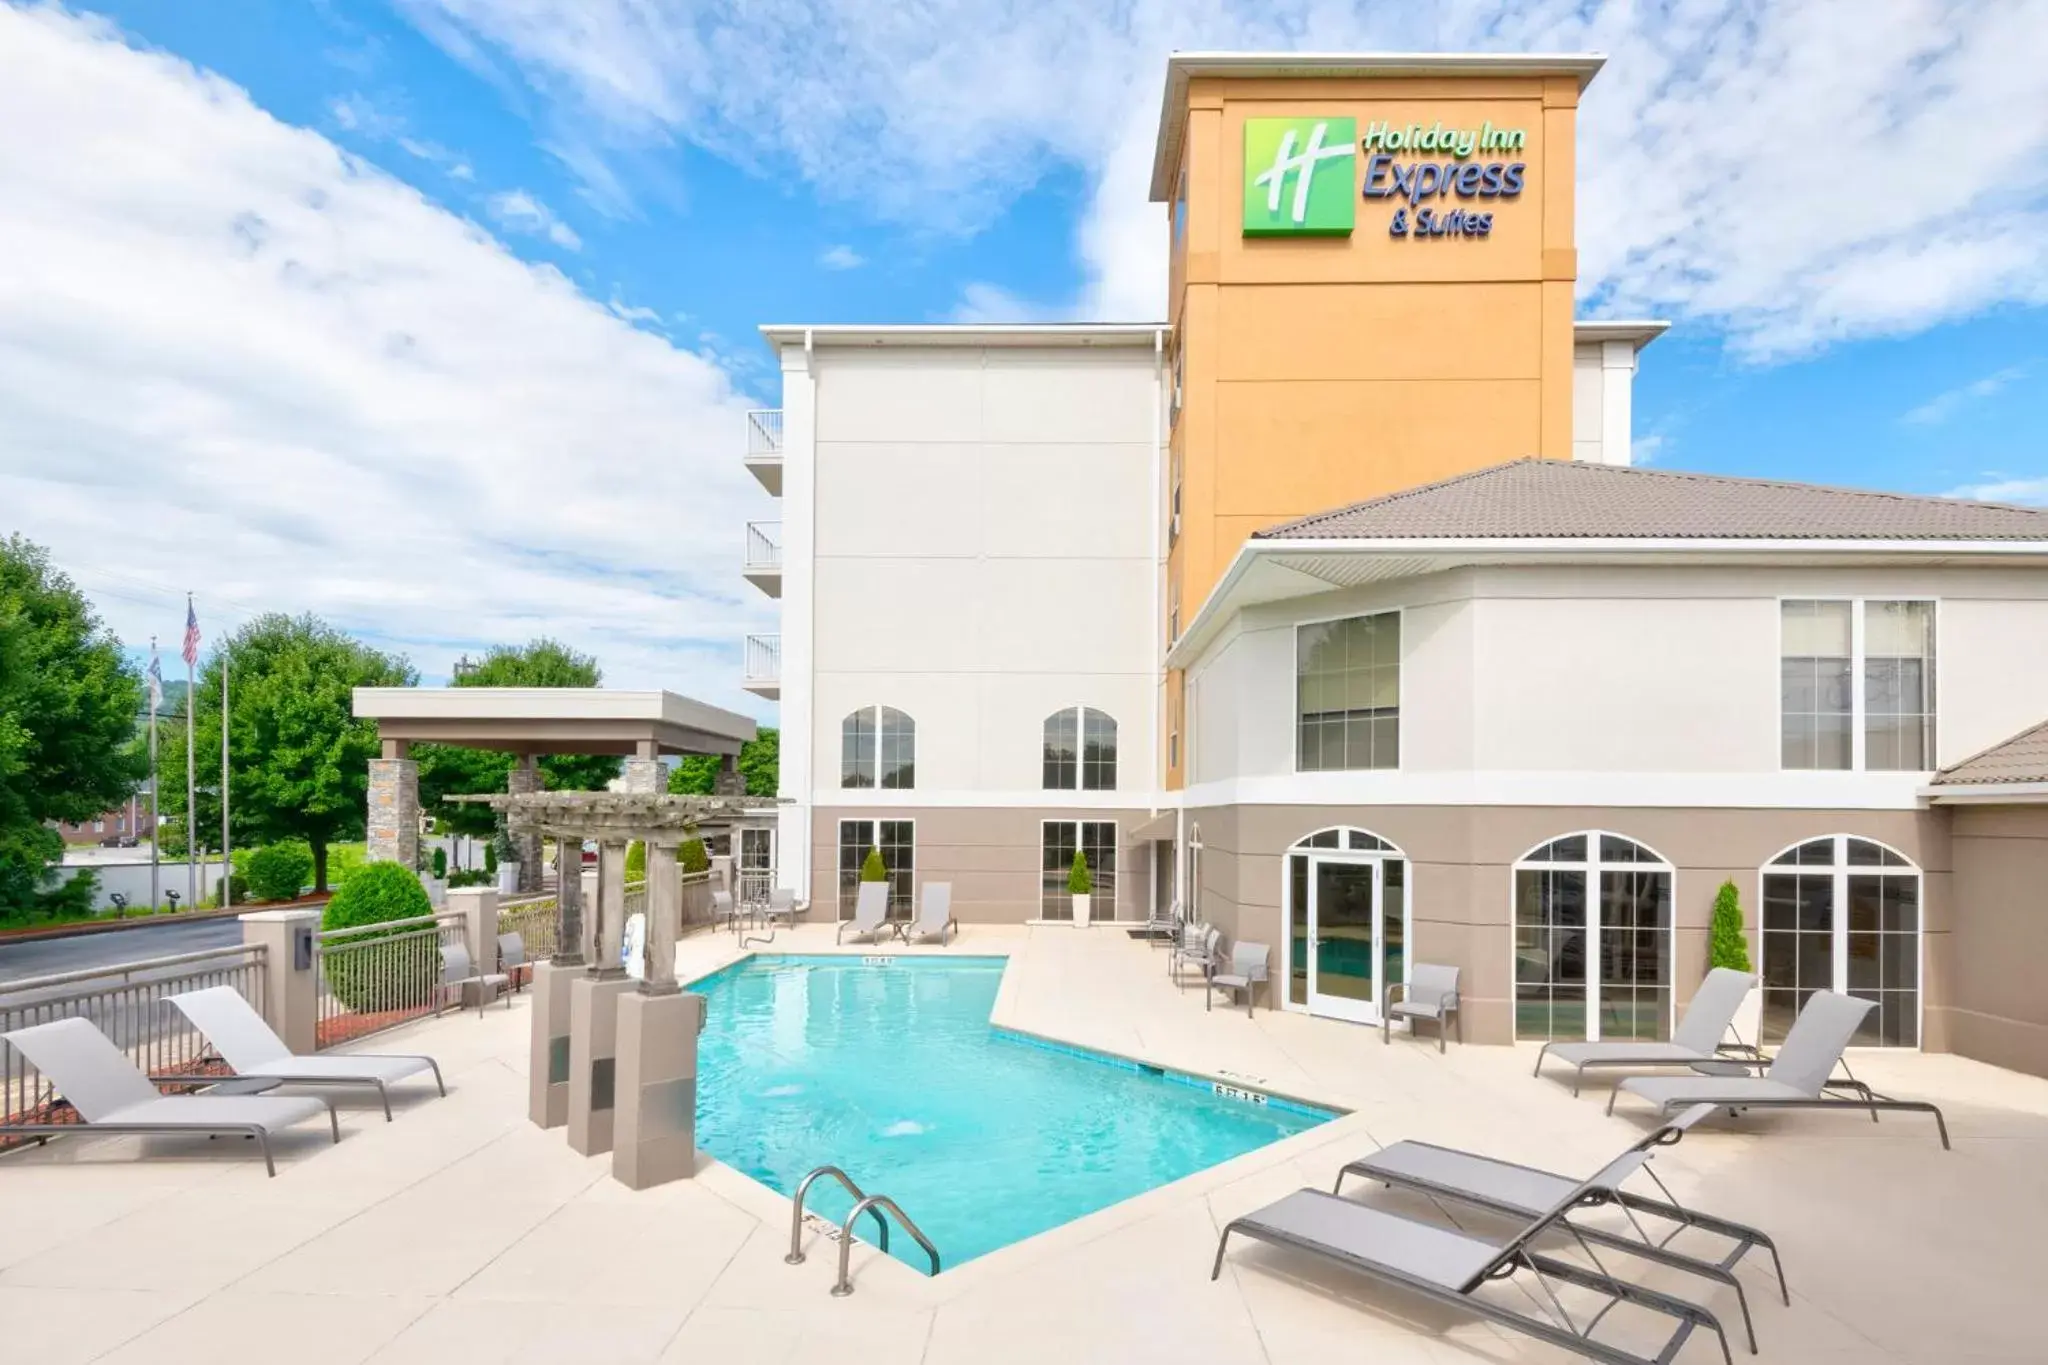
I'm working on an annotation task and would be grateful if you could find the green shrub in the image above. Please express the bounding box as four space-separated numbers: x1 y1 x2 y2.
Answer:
1067 850 1092 896
320 862 438 1012
1709 880 1752 973
484 840 498 876
625 840 646 879
326 842 368 889
448 868 492 889
860 847 887 882
678 836 709 874
245 840 313 902
431 846 447 879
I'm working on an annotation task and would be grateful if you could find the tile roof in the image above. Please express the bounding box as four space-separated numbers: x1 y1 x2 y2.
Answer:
1932 719 2048 786
1254 458 2048 542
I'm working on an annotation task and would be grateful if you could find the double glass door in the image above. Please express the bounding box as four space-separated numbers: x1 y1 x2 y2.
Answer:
1291 854 1405 1024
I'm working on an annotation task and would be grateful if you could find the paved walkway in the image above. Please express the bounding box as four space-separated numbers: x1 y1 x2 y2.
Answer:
3 924 2044 1364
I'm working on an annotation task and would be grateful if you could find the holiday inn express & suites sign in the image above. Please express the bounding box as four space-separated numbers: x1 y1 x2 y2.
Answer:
1242 116 1528 240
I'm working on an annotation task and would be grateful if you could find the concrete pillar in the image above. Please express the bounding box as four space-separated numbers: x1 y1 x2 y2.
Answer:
644 841 681 993
578 867 601 967
240 908 321 1055
567 973 634 1155
447 886 500 1009
507 756 544 892
595 840 629 978
612 990 702 1189
366 741 418 867
529 960 574 1128
552 834 585 968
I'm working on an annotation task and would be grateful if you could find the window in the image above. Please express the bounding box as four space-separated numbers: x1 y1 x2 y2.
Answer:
1514 833 1673 1042
1296 612 1400 771
1781 600 1935 771
737 826 774 904
1042 708 1117 790
1169 449 1182 543
1170 344 1185 431
1172 167 1188 250
840 705 915 788
1042 820 1116 920
1168 579 1180 644
1762 835 1920 1047
837 819 914 920
93 819 105 833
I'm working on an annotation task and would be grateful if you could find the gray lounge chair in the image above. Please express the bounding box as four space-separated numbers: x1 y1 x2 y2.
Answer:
1207 941 1269 1015
1335 1103 1783 1354
1613 991 1950 1149
765 886 800 928
1 1017 339 1177
837 880 895 944
1535 968 1758 1094
1382 963 1460 1051
440 943 511 1017
906 882 954 944
165 986 444 1122
1215 1148 1735 1365
1171 925 1220 989
497 931 528 990
1143 898 1181 948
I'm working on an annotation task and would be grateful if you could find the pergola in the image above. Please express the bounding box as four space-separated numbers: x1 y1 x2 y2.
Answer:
351 687 758 889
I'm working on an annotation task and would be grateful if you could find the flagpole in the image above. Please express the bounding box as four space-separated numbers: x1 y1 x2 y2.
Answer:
185 593 197 911
220 644 231 908
149 636 160 913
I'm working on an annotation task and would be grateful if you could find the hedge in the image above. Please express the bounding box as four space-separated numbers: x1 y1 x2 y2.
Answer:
245 841 314 902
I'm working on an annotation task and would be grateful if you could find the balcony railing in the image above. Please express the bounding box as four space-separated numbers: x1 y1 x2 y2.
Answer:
744 410 784 496
745 521 782 570
743 632 781 697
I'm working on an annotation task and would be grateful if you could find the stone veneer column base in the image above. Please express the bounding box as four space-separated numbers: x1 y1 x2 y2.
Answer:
621 757 663 794
507 759 544 893
611 989 703 1190
566 974 635 1156
366 759 419 866
528 960 575 1129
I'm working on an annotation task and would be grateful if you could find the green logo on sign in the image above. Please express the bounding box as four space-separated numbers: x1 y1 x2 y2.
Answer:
1243 117 1355 236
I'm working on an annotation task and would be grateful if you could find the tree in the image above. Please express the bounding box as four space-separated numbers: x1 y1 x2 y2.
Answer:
0 537 145 914
1709 880 1753 973
669 726 778 797
1068 850 1092 896
416 639 620 844
163 613 415 892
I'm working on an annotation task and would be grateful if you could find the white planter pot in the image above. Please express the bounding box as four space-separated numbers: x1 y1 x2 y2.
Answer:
496 864 521 895
419 874 447 908
1072 893 1091 927
1730 983 1765 1051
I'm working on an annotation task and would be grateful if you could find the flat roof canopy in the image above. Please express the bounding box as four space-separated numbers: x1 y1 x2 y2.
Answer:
353 688 757 759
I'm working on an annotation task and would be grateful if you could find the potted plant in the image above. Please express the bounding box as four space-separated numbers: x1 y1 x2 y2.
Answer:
493 819 522 895
1709 879 1763 1046
859 846 889 916
1068 850 1092 927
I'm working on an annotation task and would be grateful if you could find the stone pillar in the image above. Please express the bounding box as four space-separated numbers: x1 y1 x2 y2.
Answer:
566 973 634 1156
240 908 320 1055
621 740 662 795
507 756 544 892
643 841 681 993
447 886 500 1009
595 840 629 978
366 740 418 867
579 867 601 967
612 989 702 1189
552 833 585 968
531 832 583 1130
713 753 743 797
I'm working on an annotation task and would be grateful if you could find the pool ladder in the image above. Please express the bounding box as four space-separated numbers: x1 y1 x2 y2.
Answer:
787 1164 941 1296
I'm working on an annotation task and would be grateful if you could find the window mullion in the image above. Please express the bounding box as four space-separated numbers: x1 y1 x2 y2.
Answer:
1850 600 1866 772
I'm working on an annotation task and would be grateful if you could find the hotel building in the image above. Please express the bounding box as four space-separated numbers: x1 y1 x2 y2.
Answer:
735 53 2048 1073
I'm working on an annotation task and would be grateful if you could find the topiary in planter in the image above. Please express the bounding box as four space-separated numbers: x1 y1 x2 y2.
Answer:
1068 851 1092 896
1709 880 1753 973
320 861 439 1012
860 847 887 882
431 846 448 879
678 836 710 874
245 840 314 903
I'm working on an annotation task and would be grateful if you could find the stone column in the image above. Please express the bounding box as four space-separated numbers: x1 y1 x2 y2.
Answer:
579 866 601 967
621 739 662 795
240 908 320 1054
643 841 681 994
529 829 582 1129
551 831 585 968
565 836 635 1155
447 886 500 1009
366 739 418 867
506 756 544 892
713 753 743 796
612 988 701 1189
595 840 629 978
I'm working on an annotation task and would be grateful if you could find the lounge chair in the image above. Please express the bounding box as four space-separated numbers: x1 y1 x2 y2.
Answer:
1207 940 1269 1015
1 1018 339 1177
440 942 512 1017
1612 991 1950 1149
1215 1148 1736 1365
837 880 895 944
765 887 800 928
497 931 529 990
166 986 444 1122
1143 898 1181 948
1171 925 1220 989
905 882 954 944
710 888 737 930
1535 968 1757 1095
1382 963 1461 1051
1335 1103 1783 1354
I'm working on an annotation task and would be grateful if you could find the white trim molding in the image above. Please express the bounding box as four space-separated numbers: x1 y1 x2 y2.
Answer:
813 788 1161 811
1179 769 1934 811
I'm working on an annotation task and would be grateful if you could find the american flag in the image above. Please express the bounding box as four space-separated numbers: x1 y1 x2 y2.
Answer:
181 600 201 668
146 648 163 710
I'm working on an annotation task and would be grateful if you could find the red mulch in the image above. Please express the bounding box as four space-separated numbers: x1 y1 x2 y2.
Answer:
315 1005 434 1049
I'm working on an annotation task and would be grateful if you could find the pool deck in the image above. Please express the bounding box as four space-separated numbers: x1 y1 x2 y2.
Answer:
4 923 2045 1364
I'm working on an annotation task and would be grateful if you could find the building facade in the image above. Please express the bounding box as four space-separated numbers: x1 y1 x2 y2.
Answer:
736 52 2048 1072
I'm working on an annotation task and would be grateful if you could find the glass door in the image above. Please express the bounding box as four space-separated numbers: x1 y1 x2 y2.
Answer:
1307 858 1381 1024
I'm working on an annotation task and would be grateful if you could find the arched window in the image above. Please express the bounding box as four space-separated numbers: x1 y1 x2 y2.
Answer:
1761 835 1921 1047
1514 833 1673 1043
1043 707 1117 790
1283 827 1407 1023
841 706 914 789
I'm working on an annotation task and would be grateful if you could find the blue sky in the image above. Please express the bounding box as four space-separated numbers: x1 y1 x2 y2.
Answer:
2 1 2045 713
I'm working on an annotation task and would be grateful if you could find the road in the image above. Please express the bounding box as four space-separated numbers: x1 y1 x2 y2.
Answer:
0 916 243 986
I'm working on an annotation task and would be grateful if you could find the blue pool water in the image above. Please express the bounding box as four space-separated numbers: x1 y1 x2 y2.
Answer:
691 955 1332 1271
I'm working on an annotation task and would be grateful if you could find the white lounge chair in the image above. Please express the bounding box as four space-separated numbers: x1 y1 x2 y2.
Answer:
166 986 444 1122
1 1017 339 1177
1613 990 1951 1148
1535 967 1758 1094
837 880 895 944
905 882 954 944
1382 963 1461 1051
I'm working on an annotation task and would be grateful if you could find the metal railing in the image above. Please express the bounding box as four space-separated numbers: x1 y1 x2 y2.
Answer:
744 521 783 571
497 892 558 961
746 408 784 455
314 910 466 1050
1 944 268 1137
743 633 781 687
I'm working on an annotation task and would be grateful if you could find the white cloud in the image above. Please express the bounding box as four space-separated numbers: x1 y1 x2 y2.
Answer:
485 188 582 250
947 283 1059 324
0 6 772 711
1944 474 2048 505
402 0 2048 359
817 243 863 270
1904 363 2033 425
398 135 475 180
1630 434 1666 465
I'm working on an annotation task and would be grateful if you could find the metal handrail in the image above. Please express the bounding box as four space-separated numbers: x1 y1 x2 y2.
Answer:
787 1164 890 1264
834 1195 940 1295
0 944 263 1000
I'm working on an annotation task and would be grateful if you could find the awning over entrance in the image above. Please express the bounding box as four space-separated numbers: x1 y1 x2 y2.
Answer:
1128 810 1177 842
353 687 756 758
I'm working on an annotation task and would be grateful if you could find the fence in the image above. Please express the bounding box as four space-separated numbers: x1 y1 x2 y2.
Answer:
314 910 467 1049
498 892 559 961
0 943 268 1136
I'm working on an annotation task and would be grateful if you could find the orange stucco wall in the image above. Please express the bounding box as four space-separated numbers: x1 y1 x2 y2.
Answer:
1163 73 1581 788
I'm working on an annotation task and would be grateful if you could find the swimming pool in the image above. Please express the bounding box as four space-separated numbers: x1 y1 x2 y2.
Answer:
691 954 1333 1272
